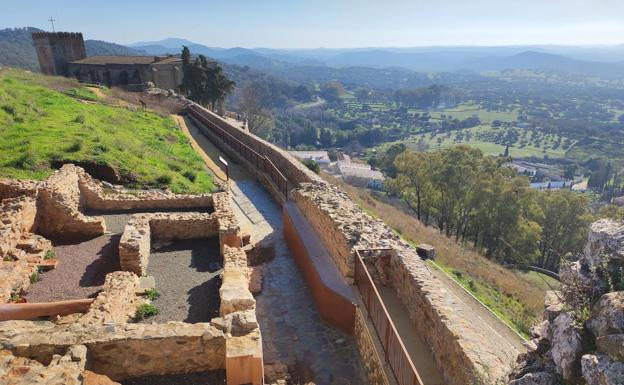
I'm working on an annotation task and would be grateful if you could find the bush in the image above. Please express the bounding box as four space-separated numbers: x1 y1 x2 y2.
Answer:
182 171 197 182
10 152 36 169
301 158 320 174
44 250 55 260
143 289 161 301
66 140 83 153
30 270 41 283
74 114 85 124
135 303 159 320
155 175 172 186
1 104 16 115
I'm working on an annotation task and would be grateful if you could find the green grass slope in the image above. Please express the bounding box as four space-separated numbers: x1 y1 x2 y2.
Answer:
0 69 215 193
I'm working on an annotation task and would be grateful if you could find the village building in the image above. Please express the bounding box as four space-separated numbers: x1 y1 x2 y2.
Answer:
32 31 182 90
288 150 331 169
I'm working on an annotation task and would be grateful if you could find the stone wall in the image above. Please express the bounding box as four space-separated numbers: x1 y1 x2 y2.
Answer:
0 179 38 200
76 167 214 211
0 320 226 381
118 209 233 276
0 196 51 303
189 105 520 384
220 246 255 316
76 272 142 326
37 165 106 241
187 104 322 188
354 308 394 385
291 182 518 384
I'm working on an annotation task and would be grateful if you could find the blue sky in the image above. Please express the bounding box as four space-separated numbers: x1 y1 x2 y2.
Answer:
2 0 624 48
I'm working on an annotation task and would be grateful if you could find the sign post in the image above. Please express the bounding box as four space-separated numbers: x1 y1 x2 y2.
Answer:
219 156 229 181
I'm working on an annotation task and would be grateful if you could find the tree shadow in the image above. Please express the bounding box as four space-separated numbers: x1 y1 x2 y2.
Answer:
185 275 222 323
79 234 121 288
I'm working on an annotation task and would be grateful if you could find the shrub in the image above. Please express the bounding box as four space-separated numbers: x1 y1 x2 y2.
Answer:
182 171 196 182
44 250 55 260
135 303 159 320
74 114 85 124
10 152 36 169
301 159 320 174
143 289 161 301
66 140 83 153
93 144 109 155
1 104 16 115
155 175 172 186
30 270 41 283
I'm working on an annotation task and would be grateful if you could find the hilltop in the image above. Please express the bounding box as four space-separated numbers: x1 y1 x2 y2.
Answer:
0 68 215 193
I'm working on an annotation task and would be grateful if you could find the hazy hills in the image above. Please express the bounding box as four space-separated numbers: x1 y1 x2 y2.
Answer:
2 29 624 80
0 27 144 72
130 38 624 79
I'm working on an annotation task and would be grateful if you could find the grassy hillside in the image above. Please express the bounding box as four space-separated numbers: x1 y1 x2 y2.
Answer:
323 173 559 337
0 69 215 193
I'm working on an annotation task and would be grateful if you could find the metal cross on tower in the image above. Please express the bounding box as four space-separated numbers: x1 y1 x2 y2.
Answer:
48 17 56 32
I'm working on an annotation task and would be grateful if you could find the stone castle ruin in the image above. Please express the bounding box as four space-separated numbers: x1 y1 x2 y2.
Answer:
1 93 622 385
32 31 182 90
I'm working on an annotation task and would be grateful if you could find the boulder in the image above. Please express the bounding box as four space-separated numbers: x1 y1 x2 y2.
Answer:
549 313 583 381
543 291 564 322
530 320 550 340
581 354 624 385
508 372 558 385
582 219 624 270
586 291 624 338
595 334 624 361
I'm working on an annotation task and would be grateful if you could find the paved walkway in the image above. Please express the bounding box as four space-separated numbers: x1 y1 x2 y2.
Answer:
378 287 446 385
179 115 368 385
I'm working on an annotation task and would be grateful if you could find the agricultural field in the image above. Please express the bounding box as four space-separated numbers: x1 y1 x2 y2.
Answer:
387 125 575 158
0 69 215 193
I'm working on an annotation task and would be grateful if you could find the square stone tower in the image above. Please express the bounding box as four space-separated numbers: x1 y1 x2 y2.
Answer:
31 32 87 76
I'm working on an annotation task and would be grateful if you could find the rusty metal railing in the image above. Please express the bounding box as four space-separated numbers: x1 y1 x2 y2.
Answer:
354 249 424 385
188 104 288 200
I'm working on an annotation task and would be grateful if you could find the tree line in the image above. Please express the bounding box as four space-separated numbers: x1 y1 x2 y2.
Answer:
180 46 235 114
387 146 592 272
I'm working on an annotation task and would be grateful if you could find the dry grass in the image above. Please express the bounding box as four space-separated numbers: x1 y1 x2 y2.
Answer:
322 172 555 321
108 87 184 117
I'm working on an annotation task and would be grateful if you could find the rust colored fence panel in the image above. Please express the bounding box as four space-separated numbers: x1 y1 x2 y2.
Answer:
355 251 424 385
188 105 288 200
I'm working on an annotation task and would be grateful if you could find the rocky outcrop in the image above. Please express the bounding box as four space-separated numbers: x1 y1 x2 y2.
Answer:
508 219 624 385
581 354 624 385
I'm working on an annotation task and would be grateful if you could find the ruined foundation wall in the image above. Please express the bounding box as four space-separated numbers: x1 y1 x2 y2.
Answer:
0 197 37 258
77 271 142 326
0 321 226 381
37 165 106 240
76 168 214 211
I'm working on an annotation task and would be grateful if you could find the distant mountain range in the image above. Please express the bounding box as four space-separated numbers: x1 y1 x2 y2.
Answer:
129 38 624 79
2 29 624 80
0 27 144 72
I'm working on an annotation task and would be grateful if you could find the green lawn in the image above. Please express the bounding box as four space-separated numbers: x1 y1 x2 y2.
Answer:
413 103 519 123
0 69 215 193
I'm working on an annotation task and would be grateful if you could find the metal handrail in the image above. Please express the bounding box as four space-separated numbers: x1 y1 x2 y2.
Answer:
189 105 289 200
355 249 424 385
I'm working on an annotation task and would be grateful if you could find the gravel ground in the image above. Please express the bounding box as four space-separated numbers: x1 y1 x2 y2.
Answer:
141 238 222 323
122 370 225 385
24 234 121 302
